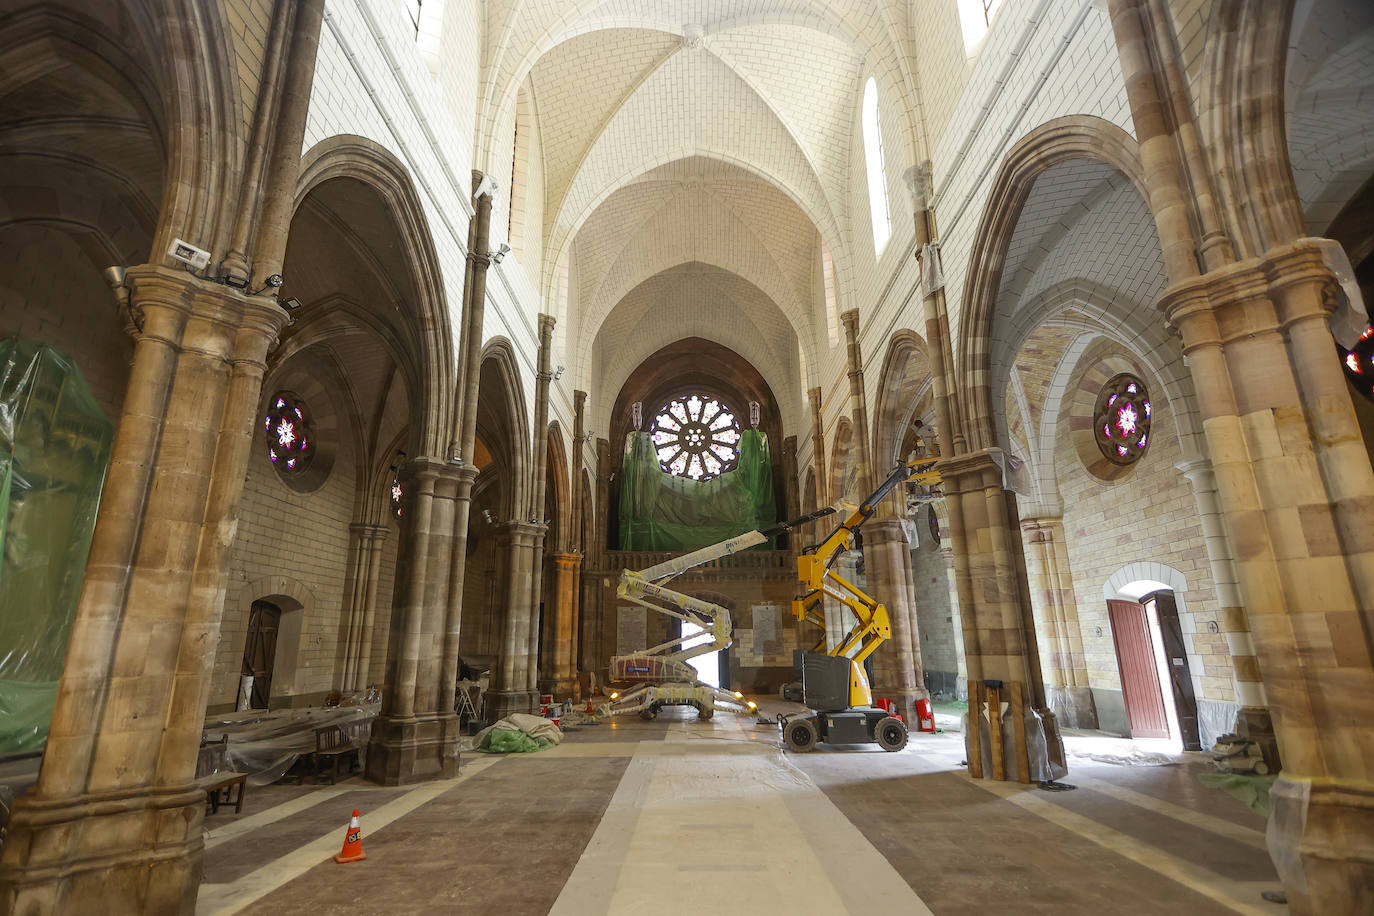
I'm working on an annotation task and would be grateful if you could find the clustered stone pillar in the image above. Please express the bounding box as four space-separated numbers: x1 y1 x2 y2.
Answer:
550 553 582 695
0 269 288 912
489 522 544 717
340 522 389 692
839 309 874 495
809 387 828 506
569 390 588 696
367 457 464 784
1176 457 1274 763
1111 0 1374 904
1159 250 1374 912
1018 515 1095 728
521 314 556 702
864 519 926 723
905 159 1054 780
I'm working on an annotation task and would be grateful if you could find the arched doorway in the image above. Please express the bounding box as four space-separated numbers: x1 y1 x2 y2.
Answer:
1104 575 1201 751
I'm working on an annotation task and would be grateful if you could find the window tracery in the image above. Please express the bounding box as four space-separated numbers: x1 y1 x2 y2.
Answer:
649 394 742 481
1093 374 1152 465
264 393 315 475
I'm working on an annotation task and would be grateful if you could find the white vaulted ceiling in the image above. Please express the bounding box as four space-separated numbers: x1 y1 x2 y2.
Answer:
476 0 925 419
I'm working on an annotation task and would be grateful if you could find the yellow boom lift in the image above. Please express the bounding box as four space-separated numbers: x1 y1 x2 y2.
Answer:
779 456 942 752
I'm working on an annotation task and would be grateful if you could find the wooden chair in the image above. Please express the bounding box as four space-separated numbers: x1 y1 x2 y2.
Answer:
196 735 248 814
313 724 364 784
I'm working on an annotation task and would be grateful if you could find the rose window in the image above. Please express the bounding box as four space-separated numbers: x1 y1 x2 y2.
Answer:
264 393 315 474
1340 325 1374 404
649 394 741 481
1093 374 1152 465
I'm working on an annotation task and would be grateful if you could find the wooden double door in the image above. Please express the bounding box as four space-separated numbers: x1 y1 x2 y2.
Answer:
1107 595 1201 748
241 600 281 709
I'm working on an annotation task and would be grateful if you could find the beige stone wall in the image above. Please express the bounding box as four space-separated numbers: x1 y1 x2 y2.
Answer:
0 226 134 420
212 395 361 709
1054 342 1235 704
219 0 277 139
1165 0 1219 101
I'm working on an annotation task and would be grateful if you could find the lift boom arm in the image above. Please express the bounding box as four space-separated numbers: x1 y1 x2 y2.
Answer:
791 457 942 686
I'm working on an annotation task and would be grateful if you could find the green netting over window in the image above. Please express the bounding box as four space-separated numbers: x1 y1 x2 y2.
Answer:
619 429 776 551
0 340 112 755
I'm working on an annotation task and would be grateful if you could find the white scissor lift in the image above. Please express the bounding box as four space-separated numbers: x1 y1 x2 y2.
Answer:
602 531 765 721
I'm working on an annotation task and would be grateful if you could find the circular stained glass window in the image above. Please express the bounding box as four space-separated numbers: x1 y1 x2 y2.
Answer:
264 392 315 474
1340 325 1374 404
1093 373 1152 466
649 394 741 480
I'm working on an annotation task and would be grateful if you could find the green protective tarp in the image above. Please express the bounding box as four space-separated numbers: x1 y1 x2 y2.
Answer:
0 339 112 755
476 728 552 754
618 429 776 551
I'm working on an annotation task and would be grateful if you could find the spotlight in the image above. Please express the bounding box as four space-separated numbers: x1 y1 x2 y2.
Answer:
102 266 126 291
490 243 511 264
265 274 284 288
251 273 285 295
481 509 496 525
222 273 249 290
280 297 303 311
552 365 565 381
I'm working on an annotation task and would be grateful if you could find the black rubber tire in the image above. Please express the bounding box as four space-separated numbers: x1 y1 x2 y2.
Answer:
639 705 658 720
698 706 714 721
875 716 908 752
784 717 818 752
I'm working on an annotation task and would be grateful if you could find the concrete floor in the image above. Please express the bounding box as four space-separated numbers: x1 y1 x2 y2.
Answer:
197 705 1284 916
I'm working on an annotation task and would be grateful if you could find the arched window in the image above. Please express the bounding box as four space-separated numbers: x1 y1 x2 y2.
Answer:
1093 374 1152 465
822 245 839 346
957 0 1006 52
649 394 742 481
264 392 315 475
862 78 892 256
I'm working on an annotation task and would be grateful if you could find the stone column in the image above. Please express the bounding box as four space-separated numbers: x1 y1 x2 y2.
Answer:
432 172 497 740
0 268 287 912
1019 516 1095 728
569 390 587 696
1176 457 1274 762
550 553 582 696
340 522 389 692
840 309 874 494
863 519 925 723
1160 248 1374 912
366 457 463 784
941 546 969 699
809 387 828 505
523 314 556 696
488 522 543 717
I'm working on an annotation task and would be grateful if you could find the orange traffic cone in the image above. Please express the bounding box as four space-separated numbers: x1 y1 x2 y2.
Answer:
334 809 367 863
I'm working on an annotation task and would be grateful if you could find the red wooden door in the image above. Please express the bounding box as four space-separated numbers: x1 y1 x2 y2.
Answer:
1107 599 1169 739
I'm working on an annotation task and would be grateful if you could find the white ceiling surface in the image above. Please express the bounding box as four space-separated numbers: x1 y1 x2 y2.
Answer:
590 263 803 436
485 1 923 430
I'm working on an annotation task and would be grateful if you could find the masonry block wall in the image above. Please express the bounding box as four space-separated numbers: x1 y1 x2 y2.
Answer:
910 528 959 697
212 396 360 711
0 228 133 420
1052 340 1234 738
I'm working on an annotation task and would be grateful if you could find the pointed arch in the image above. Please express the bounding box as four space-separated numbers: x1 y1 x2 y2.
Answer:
295 135 456 458
957 115 1148 451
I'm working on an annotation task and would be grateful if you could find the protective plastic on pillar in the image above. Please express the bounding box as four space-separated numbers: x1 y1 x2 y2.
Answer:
0 339 112 754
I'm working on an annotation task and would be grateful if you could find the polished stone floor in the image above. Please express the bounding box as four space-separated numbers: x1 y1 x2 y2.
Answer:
197 706 1284 916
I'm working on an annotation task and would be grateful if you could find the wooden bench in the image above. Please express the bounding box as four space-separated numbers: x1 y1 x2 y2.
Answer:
196 735 247 815
312 721 369 784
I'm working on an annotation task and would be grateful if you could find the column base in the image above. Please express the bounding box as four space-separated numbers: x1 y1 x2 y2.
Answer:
0 783 204 915
365 712 461 786
1268 775 1374 915
485 689 538 720
1233 705 1282 773
550 677 577 700
1046 685 1099 729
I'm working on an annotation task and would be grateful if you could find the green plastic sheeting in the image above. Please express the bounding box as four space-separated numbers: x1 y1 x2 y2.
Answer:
476 729 552 753
618 429 776 551
0 339 112 755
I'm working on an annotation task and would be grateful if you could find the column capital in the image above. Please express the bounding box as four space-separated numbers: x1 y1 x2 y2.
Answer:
808 386 823 409
863 517 910 547
840 308 860 337
537 312 557 341
935 449 1004 492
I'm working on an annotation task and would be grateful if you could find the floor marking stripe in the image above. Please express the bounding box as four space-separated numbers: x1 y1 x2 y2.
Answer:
967 777 1276 916
203 786 349 851
196 757 500 916
1068 773 1268 850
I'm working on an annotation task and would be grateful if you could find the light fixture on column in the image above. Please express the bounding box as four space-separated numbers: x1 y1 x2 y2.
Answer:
481 509 497 525
251 273 284 296
489 243 510 264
